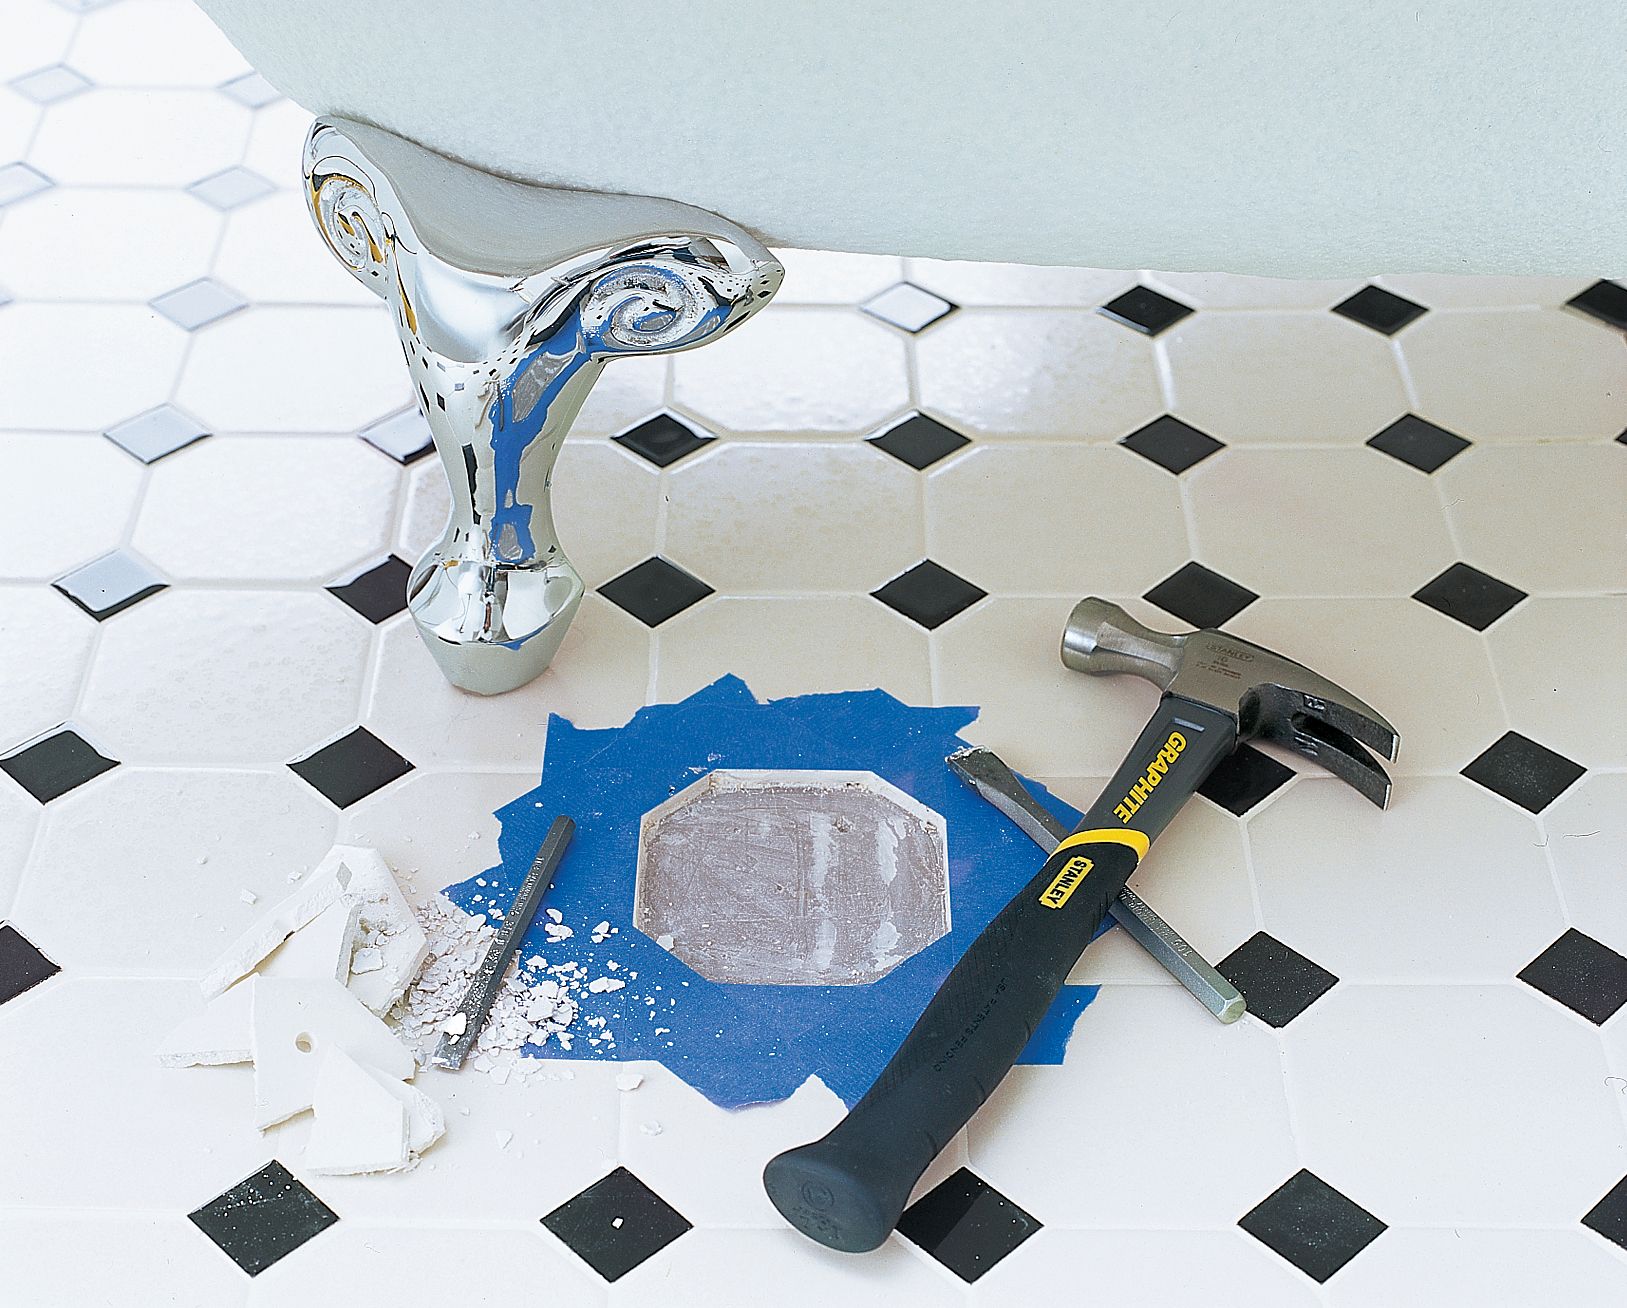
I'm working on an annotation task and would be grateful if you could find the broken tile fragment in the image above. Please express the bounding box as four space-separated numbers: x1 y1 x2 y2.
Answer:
320 845 430 1015
156 977 256 1068
249 978 414 1130
259 899 362 987
201 860 352 999
305 1047 409 1176
365 1068 445 1156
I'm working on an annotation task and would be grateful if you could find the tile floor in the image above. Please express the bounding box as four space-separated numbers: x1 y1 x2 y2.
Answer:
2 2 1626 1304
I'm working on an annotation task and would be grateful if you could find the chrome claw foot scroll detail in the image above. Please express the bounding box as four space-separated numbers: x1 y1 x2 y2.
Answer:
302 116 782 695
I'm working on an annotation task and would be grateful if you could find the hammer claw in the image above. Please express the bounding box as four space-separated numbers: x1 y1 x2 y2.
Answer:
1262 713 1392 809
1263 681 1400 764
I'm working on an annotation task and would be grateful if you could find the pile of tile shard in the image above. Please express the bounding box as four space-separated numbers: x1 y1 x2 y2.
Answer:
391 897 624 1074
158 845 443 1175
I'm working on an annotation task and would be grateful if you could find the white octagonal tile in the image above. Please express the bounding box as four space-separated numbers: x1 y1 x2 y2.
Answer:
177 305 409 434
31 88 248 186
926 444 1188 595
364 594 649 769
1487 597 1627 769
1163 311 1408 444
664 442 921 594
1441 444 1627 595
12 767 337 974
671 308 908 436
0 587 96 748
967 986 1297 1227
1402 309 1627 441
1249 776 1565 983
0 187 221 301
1545 775 1627 953
1284 984 1625 1225
1187 448 1455 596
0 305 187 430
916 309 1162 440
0 434 143 577
79 588 371 765
655 595 931 705
133 435 400 582
933 596 1161 777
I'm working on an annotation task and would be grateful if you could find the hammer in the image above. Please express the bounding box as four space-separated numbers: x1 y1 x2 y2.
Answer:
764 598 1399 1253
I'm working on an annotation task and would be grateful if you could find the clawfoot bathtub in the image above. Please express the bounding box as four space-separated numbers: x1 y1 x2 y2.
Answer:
195 0 1624 692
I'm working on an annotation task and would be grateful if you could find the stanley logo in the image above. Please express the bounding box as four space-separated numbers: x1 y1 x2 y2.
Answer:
1112 730 1187 823
1038 854 1094 909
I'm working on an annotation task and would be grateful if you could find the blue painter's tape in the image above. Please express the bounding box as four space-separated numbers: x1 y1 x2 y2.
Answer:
446 676 1105 1109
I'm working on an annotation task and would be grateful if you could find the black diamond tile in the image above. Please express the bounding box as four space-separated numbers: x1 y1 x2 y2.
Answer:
1567 280 1627 331
104 404 210 464
1143 562 1258 630
1 728 117 803
1097 284 1193 336
326 555 411 623
1332 285 1427 335
0 923 60 1006
1239 1170 1386 1283
9 65 91 105
188 1160 338 1277
871 560 986 630
1518 929 1627 1025
1219 932 1339 1028
219 71 280 109
1366 415 1470 473
288 728 413 809
541 1166 691 1282
1412 563 1527 631
613 414 713 468
359 408 433 464
186 166 274 211
867 414 971 470
1584 1176 1627 1251
897 1167 1041 1283
1199 744 1295 815
149 277 247 330
1461 731 1585 814
0 162 52 208
598 557 714 627
52 549 167 620
1616 429 1626 447
862 282 956 333
1120 416 1225 474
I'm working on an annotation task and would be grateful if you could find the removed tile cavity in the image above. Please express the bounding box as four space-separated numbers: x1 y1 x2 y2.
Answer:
635 769 949 985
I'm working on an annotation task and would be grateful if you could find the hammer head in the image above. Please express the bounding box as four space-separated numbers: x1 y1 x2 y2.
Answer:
1061 598 1400 808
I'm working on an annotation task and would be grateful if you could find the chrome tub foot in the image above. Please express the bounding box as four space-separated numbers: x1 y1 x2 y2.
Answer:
303 117 781 694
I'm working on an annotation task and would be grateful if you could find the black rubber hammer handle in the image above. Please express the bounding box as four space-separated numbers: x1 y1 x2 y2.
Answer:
762 695 1237 1252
